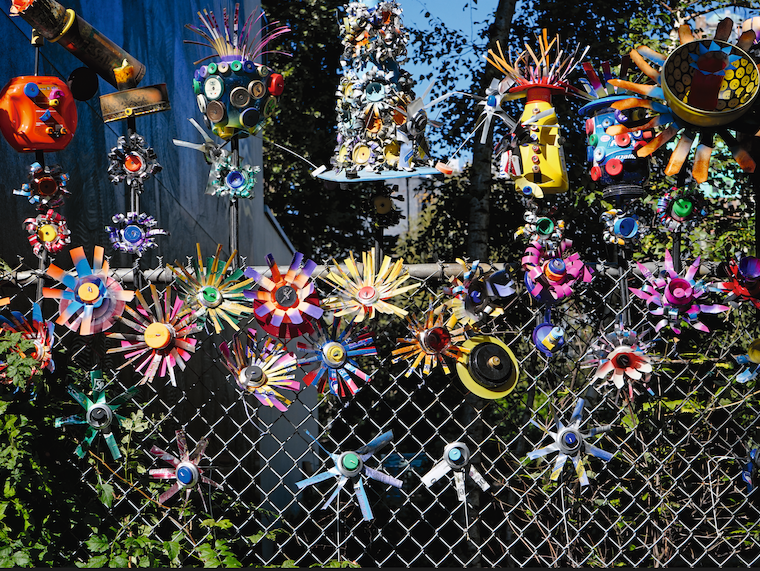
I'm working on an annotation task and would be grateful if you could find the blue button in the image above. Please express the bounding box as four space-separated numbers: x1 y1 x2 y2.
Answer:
24 82 40 98
448 448 462 462
123 225 143 244
177 466 194 485
226 171 245 189
564 433 577 447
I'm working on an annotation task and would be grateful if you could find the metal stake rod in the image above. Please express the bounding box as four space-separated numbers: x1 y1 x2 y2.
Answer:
126 115 143 289
33 33 46 302
230 137 240 269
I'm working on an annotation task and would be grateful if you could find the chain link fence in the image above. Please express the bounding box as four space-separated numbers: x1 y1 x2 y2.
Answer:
2 248 760 568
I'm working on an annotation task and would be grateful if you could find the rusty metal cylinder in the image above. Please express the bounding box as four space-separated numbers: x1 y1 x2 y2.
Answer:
12 0 145 89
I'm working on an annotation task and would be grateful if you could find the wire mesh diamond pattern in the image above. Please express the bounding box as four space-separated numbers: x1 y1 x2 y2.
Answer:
2 250 760 567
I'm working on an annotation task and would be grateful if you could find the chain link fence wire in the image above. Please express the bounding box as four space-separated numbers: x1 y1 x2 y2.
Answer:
2 249 760 568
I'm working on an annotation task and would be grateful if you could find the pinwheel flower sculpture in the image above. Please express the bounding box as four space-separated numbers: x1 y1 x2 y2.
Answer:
14 162 70 209
629 250 730 333
321 248 419 322
296 317 377 398
105 212 168 256
0 302 55 387
244 252 322 340
742 447 760 492
656 189 708 233
421 441 490 531
149 429 221 510
207 155 259 199
441 259 515 327
607 18 759 183
522 240 593 304
24 209 70 257
601 209 647 248
170 244 254 334
527 397 613 487
55 371 139 461
296 430 403 522
515 206 565 255
583 326 655 399
106 285 201 387
715 255 760 309
107 132 162 192
43 246 135 335
392 305 470 378
219 329 300 412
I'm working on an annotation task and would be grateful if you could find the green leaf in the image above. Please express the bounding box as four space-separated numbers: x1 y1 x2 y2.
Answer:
200 517 234 530
97 482 115 508
85 535 110 554
163 540 181 562
12 551 31 567
86 555 108 568
110 554 128 568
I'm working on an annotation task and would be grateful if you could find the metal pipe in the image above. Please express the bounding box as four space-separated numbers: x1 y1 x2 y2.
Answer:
12 0 145 89
8 260 719 284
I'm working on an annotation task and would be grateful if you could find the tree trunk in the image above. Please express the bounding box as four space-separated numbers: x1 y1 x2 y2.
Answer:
467 0 518 260
463 0 517 566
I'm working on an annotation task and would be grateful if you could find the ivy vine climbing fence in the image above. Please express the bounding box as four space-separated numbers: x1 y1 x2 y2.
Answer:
3 248 760 568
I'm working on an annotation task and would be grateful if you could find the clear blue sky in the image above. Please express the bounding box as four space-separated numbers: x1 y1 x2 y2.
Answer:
400 0 502 162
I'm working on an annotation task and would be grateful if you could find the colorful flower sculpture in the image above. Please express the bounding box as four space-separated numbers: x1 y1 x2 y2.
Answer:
296 430 403 522
296 317 377 398
656 189 708 233
715 255 760 309
107 132 162 192
456 335 520 399
14 162 70 209
24 209 70 257
629 250 730 333
54 370 139 461
0 302 55 387
607 18 759 183
149 429 222 510
522 240 593 304
441 259 515 327
105 212 168 256
43 246 135 335
515 205 565 254
244 252 322 340
219 330 300 412
106 285 201 387
486 31 588 198
207 155 259 199
392 305 469 377
321 248 419 321
170 244 254 334
583 326 655 399
743 447 760 492
601 209 647 248
527 397 613 487
421 441 490 508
